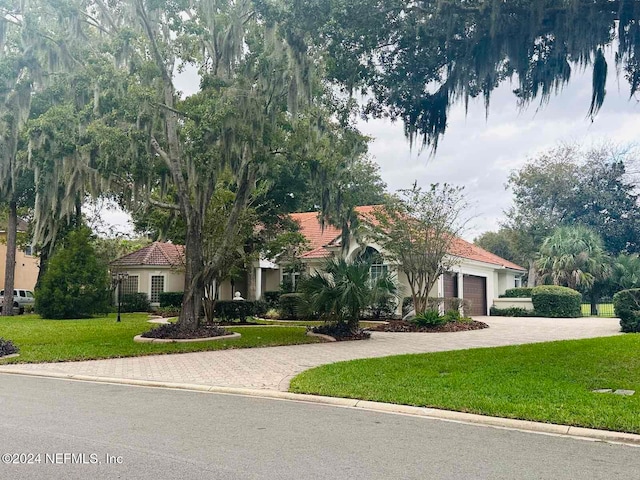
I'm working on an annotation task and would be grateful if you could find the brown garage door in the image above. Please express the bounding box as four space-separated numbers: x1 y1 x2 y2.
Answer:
443 273 458 299
463 275 487 316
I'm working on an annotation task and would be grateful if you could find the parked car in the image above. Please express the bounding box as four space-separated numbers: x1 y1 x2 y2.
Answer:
0 289 35 314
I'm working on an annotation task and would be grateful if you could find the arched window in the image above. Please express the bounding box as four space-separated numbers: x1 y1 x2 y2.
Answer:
357 246 388 281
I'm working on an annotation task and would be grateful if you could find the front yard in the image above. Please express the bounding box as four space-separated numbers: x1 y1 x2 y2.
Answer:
0 314 320 363
290 334 640 434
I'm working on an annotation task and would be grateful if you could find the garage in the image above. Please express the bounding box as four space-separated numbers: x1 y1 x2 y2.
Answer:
443 273 458 298
462 275 487 316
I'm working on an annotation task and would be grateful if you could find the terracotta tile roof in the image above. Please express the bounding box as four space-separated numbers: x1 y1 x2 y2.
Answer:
291 206 525 271
111 242 185 267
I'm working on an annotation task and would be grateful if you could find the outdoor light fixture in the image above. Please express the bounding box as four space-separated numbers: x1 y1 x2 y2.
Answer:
111 272 129 323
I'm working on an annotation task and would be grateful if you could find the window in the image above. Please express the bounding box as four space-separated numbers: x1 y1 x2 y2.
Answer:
150 276 165 303
121 276 139 296
515 277 522 288
23 245 33 256
282 271 301 292
358 247 388 282
19 291 25 297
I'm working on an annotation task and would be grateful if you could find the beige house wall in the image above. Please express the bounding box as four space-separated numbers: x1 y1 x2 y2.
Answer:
0 234 39 291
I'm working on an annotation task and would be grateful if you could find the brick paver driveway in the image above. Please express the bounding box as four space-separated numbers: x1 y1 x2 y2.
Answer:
0 317 620 391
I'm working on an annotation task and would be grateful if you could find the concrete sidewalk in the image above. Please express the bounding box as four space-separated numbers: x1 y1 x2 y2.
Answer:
0 316 620 391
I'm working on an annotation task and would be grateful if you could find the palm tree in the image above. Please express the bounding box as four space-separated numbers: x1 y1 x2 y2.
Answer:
612 254 640 291
536 225 610 291
299 258 397 334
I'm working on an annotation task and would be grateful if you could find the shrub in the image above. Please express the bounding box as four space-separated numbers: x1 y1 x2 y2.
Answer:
159 292 183 308
156 306 180 318
253 300 269 317
214 301 256 322
120 293 151 313
23 305 34 314
443 309 461 322
263 291 280 309
531 285 581 318
0 338 19 357
613 289 640 333
500 287 534 298
264 308 280 319
490 306 538 317
279 293 305 320
35 227 111 319
411 310 447 327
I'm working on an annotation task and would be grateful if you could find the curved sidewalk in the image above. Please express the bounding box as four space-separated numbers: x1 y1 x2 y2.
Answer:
0 317 620 391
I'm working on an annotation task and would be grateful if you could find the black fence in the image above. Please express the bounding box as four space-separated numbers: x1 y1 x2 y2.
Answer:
581 303 616 318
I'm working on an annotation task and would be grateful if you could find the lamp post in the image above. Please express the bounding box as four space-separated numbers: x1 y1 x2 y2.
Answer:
111 272 129 323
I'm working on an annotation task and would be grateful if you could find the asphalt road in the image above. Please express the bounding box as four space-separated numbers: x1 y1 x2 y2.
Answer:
1 374 638 480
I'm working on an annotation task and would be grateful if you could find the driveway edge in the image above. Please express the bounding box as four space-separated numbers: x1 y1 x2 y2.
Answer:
2 368 639 447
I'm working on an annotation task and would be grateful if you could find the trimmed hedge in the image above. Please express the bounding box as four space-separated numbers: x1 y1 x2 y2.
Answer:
159 292 184 308
613 289 640 333
490 306 538 317
531 285 581 318
214 301 255 322
263 291 280 309
500 287 533 298
120 293 151 313
279 293 305 320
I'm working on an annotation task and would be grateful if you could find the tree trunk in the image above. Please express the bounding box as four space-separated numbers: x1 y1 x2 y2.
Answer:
527 260 537 287
178 213 204 330
246 264 256 301
2 201 18 316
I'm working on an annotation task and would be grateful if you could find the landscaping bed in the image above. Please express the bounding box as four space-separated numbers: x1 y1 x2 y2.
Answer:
368 320 488 333
310 323 371 341
141 323 230 339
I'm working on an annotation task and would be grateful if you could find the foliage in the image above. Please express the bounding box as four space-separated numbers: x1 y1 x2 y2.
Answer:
156 306 180 318
366 183 468 315
536 225 610 291
500 288 534 298
263 308 280 320
263 291 281 309
0 338 19 357
531 286 582 318
35 227 111 319
299 258 397 332
279 293 306 320
120 293 151 314
212 300 268 322
613 289 640 333
158 292 184 309
93 237 152 268
411 310 447 327
489 306 538 317
611 254 640 291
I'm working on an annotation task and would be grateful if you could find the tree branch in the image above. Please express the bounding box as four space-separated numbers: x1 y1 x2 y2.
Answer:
148 198 180 211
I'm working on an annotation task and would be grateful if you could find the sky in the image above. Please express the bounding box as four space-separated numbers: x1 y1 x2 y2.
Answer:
98 52 640 241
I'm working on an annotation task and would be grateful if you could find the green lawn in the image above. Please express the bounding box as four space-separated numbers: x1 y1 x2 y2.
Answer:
290 334 640 433
581 303 615 317
0 313 320 364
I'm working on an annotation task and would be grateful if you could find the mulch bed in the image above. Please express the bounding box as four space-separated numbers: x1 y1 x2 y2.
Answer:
141 323 230 339
368 320 489 333
310 324 371 341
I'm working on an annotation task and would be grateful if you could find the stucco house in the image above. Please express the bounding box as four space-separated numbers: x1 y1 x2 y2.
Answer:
0 218 39 292
111 206 525 315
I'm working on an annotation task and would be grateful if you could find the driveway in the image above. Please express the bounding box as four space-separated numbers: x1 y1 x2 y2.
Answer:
0 317 620 391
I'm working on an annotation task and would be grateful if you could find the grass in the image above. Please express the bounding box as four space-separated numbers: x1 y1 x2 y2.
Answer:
581 303 615 318
0 313 320 364
290 334 640 434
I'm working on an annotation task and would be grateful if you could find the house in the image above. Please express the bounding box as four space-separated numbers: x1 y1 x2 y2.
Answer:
111 207 525 315
287 207 526 317
110 241 281 306
0 218 39 291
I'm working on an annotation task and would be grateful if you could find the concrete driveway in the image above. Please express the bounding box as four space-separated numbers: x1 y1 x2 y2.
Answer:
0 316 620 391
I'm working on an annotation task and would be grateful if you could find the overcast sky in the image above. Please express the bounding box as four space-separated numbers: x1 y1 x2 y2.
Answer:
98 54 640 241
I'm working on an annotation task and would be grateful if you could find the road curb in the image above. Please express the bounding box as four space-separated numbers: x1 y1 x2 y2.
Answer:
1 368 639 447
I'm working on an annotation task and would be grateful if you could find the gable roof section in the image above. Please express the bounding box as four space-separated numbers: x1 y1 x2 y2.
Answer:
291 207 525 271
0 218 29 233
111 242 184 267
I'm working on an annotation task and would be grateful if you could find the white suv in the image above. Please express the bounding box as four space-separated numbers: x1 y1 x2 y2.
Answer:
0 289 35 314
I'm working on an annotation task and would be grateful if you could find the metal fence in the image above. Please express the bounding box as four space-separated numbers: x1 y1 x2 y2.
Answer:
581 303 616 318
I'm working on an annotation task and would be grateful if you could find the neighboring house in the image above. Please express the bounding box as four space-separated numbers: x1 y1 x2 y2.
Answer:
0 218 39 291
110 242 280 305
112 207 525 315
